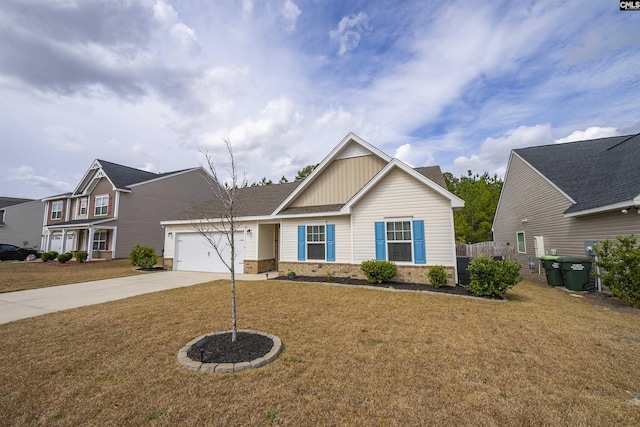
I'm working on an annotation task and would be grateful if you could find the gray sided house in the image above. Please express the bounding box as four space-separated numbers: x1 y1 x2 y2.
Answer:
493 134 640 266
0 197 45 249
162 133 465 284
41 160 214 260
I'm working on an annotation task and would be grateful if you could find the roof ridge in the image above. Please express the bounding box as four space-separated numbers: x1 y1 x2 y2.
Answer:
605 132 640 151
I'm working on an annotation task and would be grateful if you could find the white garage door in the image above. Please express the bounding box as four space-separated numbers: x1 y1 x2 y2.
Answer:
49 235 63 253
175 232 245 273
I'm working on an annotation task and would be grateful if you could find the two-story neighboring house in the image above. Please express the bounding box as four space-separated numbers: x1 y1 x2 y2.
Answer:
0 197 45 249
41 160 214 260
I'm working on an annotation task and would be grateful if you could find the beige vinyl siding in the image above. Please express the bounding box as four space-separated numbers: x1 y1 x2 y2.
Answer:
279 216 351 263
113 169 215 258
351 167 456 266
257 223 274 259
494 154 640 265
291 155 386 207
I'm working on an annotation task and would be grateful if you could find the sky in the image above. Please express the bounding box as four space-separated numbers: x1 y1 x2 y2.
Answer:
1 0 639 199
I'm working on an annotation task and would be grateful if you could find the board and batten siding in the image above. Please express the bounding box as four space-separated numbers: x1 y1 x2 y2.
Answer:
279 216 351 263
291 155 386 207
113 169 215 258
351 167 456 266
494 153 640 266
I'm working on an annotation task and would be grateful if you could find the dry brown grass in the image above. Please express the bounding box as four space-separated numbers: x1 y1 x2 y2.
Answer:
1 280 639 426
0 259 145 293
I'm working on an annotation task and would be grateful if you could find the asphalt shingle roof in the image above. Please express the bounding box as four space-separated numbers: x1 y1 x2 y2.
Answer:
0 197 34 209
97 159 192 190
170 181 301 220
514 134 640 214
414 166 447 189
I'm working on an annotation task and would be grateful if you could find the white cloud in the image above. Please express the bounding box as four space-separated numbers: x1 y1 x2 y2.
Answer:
329 12 371 56
394 143 414 167
42 125 86 152
281 0 301 32
7 166 71 195
453 125 553 176
555 126 618 143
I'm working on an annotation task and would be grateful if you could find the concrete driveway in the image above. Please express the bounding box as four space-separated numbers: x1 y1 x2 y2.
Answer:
0 270 273 325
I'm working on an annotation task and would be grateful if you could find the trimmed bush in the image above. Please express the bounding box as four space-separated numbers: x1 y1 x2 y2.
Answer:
75 250 88 263
57 252 73 264
130 244 158 269
428 265 448 288
42 251 59 262
468 256 522 297
594 235 640 308
360 260 397 284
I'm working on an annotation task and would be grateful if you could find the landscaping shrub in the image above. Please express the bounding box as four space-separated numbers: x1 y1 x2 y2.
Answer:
594 235 640 308
75 250 88 263
42 251 59 262
468 256 522 297
130 245 158 269
57 253 73 264
428 265 448 288
360 260 397 284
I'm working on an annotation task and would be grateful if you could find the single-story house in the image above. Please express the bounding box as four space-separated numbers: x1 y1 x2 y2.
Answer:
161 133 465 284
41 159 214 260
0 197 45 249
493 133 640 266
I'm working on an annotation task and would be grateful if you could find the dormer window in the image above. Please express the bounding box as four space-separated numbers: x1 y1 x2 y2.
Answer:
51 201 63 220
94 195 109 216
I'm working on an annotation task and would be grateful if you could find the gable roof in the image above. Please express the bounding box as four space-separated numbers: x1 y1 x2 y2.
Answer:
272 133 392 215
514 133 640 216
71 159 199 195
341 159 464 213
0 197 34 210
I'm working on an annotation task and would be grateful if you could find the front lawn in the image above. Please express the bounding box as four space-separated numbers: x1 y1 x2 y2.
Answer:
0 280 638 425
0 259 145 293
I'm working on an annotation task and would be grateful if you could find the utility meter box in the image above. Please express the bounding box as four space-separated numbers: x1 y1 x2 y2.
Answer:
534 236 545 258
585 240 598 256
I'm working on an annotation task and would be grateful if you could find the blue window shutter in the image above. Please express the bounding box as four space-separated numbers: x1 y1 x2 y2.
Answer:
326 224 335 262
375 222 386 260
298 225 306 261
413 220 426 264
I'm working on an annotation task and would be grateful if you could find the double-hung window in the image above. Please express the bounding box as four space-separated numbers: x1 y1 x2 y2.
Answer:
79 198 88 215
516 231 526 253
386 221 412 262
51 201 63 220
93 231 107 251
94 195 109 216
375 219 426 264
306 225 325 260
297 224 335 262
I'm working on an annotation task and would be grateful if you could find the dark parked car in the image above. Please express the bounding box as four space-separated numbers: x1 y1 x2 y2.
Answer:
0 244 41 261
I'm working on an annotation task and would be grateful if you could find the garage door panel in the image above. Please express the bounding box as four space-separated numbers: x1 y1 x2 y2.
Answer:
175 232 244 273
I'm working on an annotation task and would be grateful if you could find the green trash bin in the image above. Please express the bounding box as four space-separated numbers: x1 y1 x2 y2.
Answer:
558 257 593 291
540 255 563 287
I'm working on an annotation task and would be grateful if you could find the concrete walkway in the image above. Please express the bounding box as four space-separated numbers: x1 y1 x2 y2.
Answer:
0 270 274 325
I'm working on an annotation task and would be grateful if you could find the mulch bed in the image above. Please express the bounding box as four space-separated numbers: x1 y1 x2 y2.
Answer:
187 332 274 364
273 275 504 300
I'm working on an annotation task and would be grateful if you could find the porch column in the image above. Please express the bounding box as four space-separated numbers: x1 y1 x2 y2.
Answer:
88 227 94 260
61 229 67 253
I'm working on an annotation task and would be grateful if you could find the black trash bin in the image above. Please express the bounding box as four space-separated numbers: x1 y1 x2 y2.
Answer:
540 255 563 287
558 257 593 291
457 256 472 286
